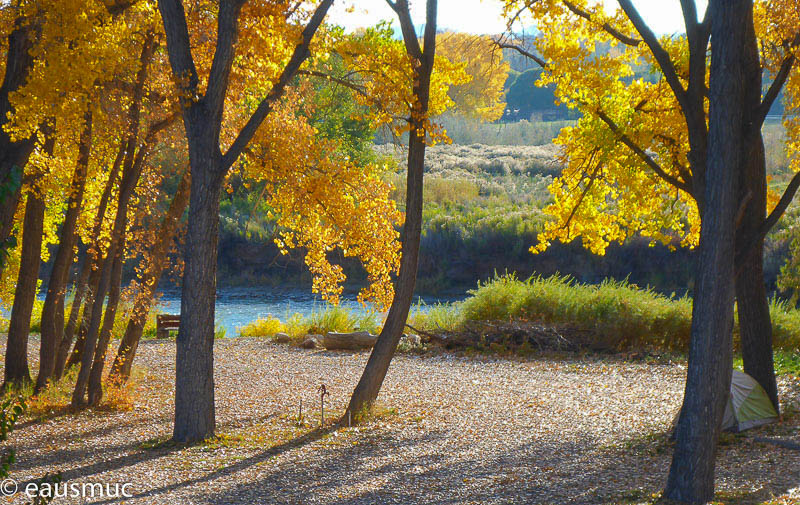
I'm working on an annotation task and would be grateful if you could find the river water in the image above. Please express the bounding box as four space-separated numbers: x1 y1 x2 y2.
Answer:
154 287 463 336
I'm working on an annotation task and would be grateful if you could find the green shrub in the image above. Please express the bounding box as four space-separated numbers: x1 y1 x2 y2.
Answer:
214 325 227 339
29 298 44 333
408 302 462 333
767 296 800 350
238 316 284 338
307 305 380 335
459 273 694 351
454 273 800 353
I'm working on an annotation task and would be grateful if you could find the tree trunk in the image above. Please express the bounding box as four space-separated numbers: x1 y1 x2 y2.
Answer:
71 145 145 406
157 0 333 443
55 256 92 378
343 0 438 423
665 1 750 501
63 264 102 372
2 190 45 389
70 34 154 408
736 242 777 407
173 158 223 443
86 239 125 406
110 168 190 383
55 140 125 378
0 21 37 262
36 110 92 391
732 6 779 413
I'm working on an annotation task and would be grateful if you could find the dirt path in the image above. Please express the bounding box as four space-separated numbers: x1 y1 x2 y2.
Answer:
5 338 799 504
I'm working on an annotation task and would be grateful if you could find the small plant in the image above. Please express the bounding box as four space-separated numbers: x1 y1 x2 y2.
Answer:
307 305 380 335
23 369 78 419
0 395 25 478
100 375 137 412
214 324 227 339
237 316 284 338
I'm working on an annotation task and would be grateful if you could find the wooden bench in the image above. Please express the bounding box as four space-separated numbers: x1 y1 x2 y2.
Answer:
156 314 181 339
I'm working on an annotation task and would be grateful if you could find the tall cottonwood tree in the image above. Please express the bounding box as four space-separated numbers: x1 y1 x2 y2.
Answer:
344 0 438 421
109 168 191 383
0 14 38 261
158 0 334 443
500 0 800 411
35 108 92 392
2 125 54 388
665 2 754 501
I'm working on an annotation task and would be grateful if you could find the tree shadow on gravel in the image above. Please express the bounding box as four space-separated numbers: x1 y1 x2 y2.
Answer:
199 425 799 505
87 423 342 505
10 414 798 505
9 411 278 478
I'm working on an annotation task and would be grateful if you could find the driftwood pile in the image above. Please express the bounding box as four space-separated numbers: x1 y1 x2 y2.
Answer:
293 321 611 355
408 320 612 353
300 331 379 351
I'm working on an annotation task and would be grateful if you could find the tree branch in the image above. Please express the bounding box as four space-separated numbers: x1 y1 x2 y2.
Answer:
759 171 800 238
496 42 547 68
205 0 245 122
391 0 424 60
616 0 689 112
157 0 199 107
562 0 641 47
104 0 139 16
221 0 334 171
596 109 693 194
422 0 438 67
756 33 800 126
145 110 181 139
562 158 603 237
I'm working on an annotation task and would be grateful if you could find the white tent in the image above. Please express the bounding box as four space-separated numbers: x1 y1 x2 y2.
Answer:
672 370 778 434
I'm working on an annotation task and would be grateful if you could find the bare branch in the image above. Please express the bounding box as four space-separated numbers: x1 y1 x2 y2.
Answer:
756 33 800 126
496 41 547 68
759 171 800 238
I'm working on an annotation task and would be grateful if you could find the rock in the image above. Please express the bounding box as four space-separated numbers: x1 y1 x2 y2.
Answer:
321 331 378 351
300 335 322 349
400 333 421 348
273 332 291 343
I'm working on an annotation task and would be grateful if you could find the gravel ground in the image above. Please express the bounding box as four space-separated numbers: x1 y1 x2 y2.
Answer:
5 337 800 504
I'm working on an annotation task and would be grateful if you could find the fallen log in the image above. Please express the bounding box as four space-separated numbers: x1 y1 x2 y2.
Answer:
754 437 800 451
321 331 378 351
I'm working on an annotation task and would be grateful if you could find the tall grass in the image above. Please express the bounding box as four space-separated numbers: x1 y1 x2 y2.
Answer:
236 305 380 341
232 273 800 354
454 273 800 352
458 274 693 351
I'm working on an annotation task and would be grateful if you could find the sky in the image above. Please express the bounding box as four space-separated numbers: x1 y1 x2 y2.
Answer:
328 0 710 36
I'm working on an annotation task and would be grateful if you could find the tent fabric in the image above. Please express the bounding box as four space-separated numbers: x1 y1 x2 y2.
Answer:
725 371 779 432
671 370 778 434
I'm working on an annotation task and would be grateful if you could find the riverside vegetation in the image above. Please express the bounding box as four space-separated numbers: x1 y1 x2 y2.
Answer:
236 273 800 375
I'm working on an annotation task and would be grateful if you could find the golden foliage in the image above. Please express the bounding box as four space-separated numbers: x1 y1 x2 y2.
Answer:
503 0 799 256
